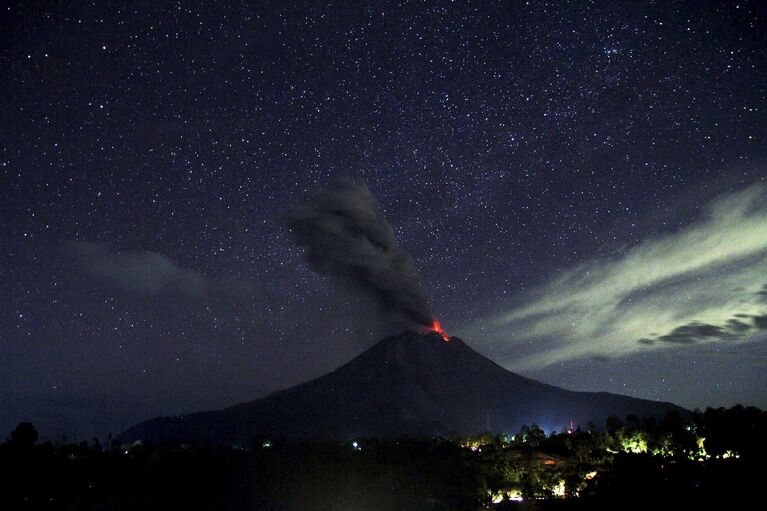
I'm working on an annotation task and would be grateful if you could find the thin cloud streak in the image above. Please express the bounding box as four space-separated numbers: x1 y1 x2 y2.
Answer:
474 182 767 370
67 241 253 302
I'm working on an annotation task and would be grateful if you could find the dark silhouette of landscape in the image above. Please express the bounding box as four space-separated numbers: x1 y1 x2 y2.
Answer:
2 404 763 510
119 331 685 444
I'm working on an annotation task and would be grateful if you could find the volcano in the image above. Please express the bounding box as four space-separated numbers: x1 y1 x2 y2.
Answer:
119 332 684 444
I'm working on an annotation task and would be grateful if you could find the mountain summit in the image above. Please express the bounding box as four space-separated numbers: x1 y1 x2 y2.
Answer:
119 332 683 443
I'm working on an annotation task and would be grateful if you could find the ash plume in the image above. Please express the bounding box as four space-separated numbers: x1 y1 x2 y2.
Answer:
288 181 432 328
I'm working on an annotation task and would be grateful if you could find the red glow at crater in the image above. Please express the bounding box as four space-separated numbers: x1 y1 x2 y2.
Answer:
425 319 449 341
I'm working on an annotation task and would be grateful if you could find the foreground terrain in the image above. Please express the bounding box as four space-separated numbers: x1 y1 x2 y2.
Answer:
1 406 763 510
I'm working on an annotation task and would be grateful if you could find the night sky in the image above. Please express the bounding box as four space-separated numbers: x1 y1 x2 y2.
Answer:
2 1 766 442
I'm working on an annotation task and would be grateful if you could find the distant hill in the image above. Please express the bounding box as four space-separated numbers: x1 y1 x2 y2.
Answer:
119 331 684 443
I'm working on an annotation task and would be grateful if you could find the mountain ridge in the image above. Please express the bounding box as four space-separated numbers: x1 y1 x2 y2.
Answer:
119 331 685 443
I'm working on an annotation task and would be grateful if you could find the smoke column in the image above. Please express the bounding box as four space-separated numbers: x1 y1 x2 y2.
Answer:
289 181 432 327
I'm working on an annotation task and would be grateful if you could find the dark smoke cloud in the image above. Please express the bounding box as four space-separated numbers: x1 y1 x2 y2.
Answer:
288 181 432 327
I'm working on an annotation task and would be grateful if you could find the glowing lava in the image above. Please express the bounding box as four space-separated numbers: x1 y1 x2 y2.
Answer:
425 319 450 341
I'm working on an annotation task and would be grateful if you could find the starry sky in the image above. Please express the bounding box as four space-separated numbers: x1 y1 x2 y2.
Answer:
2 1 766 441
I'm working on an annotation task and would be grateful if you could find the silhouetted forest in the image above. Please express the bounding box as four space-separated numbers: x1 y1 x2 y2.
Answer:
1 406 763 510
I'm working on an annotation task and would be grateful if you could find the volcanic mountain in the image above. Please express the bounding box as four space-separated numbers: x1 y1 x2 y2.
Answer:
119 331 683 444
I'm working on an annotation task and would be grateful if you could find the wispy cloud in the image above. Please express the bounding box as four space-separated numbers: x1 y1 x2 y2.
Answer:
67 241 252 301
472 182 767 370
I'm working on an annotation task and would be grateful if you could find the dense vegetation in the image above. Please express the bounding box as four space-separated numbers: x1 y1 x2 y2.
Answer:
1 406 763 510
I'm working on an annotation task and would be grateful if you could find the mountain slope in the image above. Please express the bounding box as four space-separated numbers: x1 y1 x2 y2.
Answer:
119 331 684 443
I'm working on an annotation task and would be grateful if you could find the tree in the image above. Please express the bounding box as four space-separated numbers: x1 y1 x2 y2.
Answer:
9 422 38 448
605 415 624 437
